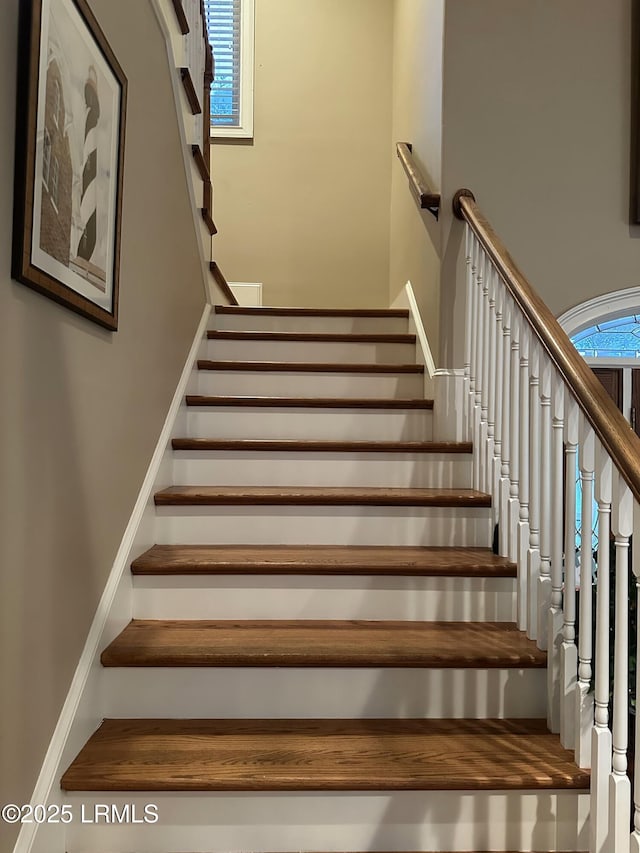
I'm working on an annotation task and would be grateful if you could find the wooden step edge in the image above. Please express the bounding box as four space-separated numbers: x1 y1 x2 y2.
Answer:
191 144 210 182
170 438 472 453
215 305 410 318
197 360 424 374
59 718 591 793
185 395 434 409
170 0 189 34
153 486 492 508
207 330 417 343
101 619 547 669
201 207 218 235
210 262 239 306
130 545 517 577
179 67 201 115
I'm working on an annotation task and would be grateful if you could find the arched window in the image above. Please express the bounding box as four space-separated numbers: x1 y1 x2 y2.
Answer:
569 311 640 563
572 315 640 358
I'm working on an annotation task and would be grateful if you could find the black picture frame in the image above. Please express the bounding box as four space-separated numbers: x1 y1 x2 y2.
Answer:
13 0 127 330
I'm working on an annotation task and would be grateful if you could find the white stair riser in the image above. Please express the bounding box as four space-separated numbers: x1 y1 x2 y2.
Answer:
99 668 546 719
212 314 410 334
65 790 589 853
153 505 493 547
186 407 434 440
196 370 424 398
172 452 472 488
133 575 514 621
206 338 417 363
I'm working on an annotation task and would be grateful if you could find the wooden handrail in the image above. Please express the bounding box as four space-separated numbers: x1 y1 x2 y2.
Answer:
396 143 440 220
454 190 640 503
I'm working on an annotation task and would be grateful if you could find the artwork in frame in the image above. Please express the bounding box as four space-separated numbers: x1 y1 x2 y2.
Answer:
13 0 127 331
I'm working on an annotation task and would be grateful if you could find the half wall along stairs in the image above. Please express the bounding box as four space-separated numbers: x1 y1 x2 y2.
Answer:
60 305 589 853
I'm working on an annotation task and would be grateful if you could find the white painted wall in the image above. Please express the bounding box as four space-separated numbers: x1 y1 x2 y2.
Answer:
210 0 395 309
389 0 444 358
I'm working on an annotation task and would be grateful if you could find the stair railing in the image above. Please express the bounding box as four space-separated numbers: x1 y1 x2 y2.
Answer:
454 189 640 853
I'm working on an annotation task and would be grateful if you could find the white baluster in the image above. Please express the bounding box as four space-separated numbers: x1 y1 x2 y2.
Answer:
609 475 632 852
468 235 479 452
560 395 579 751
547 373 564 734
472 250 485 491
508 312 521 565
527 341 541 642
518 324 531 633
464 227 474 441
591 445 613 853
630 498 640 853
537 356 552 649
575 418 595 768
492 283 504 529
480 256 490 494
486 268 497 502
499 299 512 557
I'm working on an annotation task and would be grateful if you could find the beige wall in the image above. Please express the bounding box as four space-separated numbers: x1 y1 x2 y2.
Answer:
440 0 640 365
0 1 205 847
389 0 444 356
211 0 394 309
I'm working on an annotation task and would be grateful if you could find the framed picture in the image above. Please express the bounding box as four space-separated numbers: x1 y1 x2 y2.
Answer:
13 0 127 330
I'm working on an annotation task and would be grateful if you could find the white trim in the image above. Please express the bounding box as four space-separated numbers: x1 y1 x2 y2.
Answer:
393 280 437 379
149 0 213 304
229 281 262 306
433 369 467 442
13 306 211 853
210 0 255 140
557 286 640 338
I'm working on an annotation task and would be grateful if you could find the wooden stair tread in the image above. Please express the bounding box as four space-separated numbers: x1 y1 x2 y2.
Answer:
215 306 409 318
197 360 424 373
153 486 492 507
207 330 417 343
60 718 589 792
131 545 516 576
185 395 434 409
101 620 546 668
171 439 472 453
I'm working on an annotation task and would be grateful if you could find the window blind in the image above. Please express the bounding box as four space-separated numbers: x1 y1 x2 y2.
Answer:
204 0 241 127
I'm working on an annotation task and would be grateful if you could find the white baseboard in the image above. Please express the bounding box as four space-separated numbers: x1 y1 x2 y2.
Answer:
14 305 211 853
149 0 213 305
433 369 467 442
392 281 437 400
229 282 263 306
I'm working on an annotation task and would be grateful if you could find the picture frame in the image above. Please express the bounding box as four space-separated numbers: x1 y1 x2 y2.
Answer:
13 0 127 331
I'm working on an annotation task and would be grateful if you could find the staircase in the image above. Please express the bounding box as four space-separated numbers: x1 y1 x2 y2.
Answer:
60 305 589 853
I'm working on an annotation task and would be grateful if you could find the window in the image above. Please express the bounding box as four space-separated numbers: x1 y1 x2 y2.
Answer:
572 314 640 358
204 0 254 138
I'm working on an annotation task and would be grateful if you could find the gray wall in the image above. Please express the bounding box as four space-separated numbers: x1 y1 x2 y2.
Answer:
0 1 205 847
440 0 640 366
